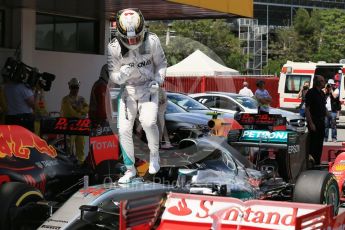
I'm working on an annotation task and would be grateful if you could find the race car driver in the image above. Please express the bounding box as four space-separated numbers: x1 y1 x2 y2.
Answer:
108 8 167 183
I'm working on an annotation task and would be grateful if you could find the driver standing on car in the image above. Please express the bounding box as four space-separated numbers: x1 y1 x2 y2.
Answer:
108 8 167 183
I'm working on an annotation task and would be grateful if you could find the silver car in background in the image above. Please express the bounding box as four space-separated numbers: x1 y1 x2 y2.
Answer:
190 92 306 133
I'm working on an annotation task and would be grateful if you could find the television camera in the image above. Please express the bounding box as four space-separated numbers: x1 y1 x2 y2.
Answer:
1 57 55 91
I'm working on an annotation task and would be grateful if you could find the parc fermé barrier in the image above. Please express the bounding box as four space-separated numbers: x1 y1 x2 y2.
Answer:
163 75 280 108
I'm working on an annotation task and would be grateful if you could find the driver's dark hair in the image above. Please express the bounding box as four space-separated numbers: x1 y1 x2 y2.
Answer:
256 80 265 87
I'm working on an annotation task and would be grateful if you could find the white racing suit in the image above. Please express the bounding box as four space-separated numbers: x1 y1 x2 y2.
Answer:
108 32 167 168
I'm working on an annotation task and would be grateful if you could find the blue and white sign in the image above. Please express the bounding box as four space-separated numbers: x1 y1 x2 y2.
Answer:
240 130 292 143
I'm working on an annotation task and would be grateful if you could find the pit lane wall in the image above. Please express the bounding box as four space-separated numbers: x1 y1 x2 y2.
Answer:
164 75 279 108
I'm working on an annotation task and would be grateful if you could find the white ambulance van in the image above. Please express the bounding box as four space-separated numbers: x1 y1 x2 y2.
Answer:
278 60 345 111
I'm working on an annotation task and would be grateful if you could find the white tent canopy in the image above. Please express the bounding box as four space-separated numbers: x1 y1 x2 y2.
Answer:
166 49 239 77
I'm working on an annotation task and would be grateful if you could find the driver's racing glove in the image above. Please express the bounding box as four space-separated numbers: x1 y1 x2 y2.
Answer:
149 80 159 93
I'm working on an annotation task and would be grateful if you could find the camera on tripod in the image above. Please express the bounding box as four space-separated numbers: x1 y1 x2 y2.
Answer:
1 57 55 91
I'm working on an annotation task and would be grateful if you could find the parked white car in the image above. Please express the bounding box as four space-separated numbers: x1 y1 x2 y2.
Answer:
190 92 306 133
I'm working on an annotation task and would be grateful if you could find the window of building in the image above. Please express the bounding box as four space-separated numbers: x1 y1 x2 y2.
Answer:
36 13 99 53
0 10 4 47
285 75 311 94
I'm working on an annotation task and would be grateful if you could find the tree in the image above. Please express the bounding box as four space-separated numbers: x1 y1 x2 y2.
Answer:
313 9 345 62
266 8 321 74
262 59 285 76
266 8 345 74
148 19 247 73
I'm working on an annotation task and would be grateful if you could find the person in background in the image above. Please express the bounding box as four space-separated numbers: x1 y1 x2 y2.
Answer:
334 70 342 118
158 87 172 149
305 75 326 166
108 8 167 183
89 64 109 123
297 81 310 117
238 81 254 97
34 85 48 118
334 70 342 84
61 77 89 164
323 79 340 142
254 80 272 114
4 78 35 131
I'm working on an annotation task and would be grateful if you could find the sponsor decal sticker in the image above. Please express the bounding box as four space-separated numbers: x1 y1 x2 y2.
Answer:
240 130 291 143
162 194 324 230
0 125 57 159
79 187 106 197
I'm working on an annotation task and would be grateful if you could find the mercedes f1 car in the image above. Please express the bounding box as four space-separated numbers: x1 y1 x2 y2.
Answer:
34 113 342 229
137 113 339 213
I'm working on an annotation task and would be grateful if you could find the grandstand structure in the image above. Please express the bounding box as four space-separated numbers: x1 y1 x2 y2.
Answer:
239 0 345 74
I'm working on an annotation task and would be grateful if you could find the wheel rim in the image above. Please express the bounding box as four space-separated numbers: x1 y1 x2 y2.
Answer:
325 184 339 214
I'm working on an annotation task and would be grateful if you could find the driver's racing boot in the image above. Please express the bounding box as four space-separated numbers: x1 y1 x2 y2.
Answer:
149 153 160 174
118 165 137 184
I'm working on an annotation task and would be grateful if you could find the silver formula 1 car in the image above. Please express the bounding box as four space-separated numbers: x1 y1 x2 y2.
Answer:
36 114 340 229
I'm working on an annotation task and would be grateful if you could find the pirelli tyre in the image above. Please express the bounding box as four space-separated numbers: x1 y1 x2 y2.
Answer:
0 182 44 230
293 170 339 215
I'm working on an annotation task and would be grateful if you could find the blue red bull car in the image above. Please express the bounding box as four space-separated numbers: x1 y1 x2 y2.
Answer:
0 118 122 230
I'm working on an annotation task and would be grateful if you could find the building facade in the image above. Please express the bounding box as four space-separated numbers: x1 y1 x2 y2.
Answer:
241 0 345 74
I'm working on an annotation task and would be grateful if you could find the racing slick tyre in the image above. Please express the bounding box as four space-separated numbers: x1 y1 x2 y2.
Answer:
0 182 44 230
293 170 339 215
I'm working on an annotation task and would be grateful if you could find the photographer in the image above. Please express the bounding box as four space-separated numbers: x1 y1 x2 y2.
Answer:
1 57 55 131
323 79 340 142
297 81 310 117
3 77 35 131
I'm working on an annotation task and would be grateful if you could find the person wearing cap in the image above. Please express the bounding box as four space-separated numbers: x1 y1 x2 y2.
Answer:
323 78 341 142
254 80 272 114
238 81 254 97
61 77 89 164
108 8 167 183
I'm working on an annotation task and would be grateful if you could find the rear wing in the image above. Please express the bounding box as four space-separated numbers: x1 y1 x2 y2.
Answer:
158 192 345 230
40 117 119 165
228 113 300 154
